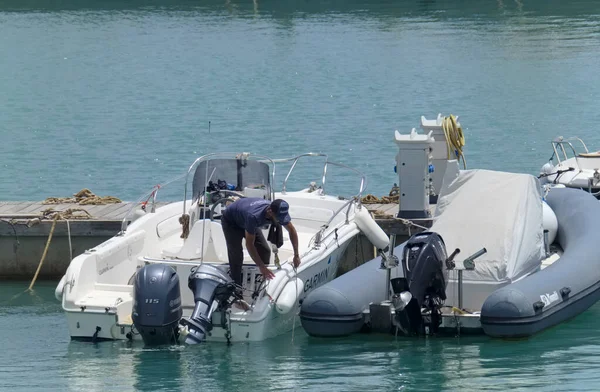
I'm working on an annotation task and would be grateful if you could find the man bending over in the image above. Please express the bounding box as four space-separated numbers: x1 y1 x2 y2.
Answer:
220 198 301 287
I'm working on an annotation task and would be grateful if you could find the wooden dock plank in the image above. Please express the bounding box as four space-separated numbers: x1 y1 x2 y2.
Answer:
1 203 402 220
378 204 400 215
0 202 13 214
104 202 139 220
0 201 167 221
0 200 406 223
71 204 111 218
17 202 50 214
0 201 37 214
91 203 135 220
0 202 23 213
366 203 398 216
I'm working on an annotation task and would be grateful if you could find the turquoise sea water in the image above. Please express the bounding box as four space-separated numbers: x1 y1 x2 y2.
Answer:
3 1 600 390
3 282 600 391
2 0 600 202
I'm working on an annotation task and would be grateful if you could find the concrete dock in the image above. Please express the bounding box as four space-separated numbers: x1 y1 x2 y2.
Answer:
0 198 431 280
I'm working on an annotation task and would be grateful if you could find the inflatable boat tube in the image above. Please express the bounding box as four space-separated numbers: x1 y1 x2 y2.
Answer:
481 187 600 338
542 200 558 245
299 244 405 337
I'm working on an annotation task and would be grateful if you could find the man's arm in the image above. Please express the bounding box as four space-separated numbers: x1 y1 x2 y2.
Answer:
284 222 301 268
245 231 275 280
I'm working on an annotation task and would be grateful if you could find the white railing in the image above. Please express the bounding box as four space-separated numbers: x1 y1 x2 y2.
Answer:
119 172 187 233
271 153 367 201
119 151 368 234
551 136 589 168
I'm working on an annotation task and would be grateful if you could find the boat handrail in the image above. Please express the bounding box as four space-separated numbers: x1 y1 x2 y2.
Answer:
119 151 368 234
119 172 188 233
551 137 590 167
310 197 362 249
272 153 328 194
324 161 367 200
271 153 367 200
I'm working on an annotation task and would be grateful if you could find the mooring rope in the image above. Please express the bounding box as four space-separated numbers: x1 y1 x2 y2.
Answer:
0 210 84 303
361 194 400 205
28 214 59 291
42 188 121 205
179 214 190 239
27 209 90 291
291 264 299 345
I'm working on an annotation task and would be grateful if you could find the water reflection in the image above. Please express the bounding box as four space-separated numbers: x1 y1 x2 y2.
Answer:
5 277 600 391
63 341 137 392
2 0 600 20
132 346 186 392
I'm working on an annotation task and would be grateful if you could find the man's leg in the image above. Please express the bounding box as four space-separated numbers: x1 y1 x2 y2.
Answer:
254 229 272 266
221 218 245 286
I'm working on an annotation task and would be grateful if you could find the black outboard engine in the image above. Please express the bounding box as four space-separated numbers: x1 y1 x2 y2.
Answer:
180 264 240 344
132 263 183 346
391 232 455 336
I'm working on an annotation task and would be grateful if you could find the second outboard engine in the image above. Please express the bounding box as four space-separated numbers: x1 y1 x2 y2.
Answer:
180 264 240 344
391 232 456 336
132 263 183 346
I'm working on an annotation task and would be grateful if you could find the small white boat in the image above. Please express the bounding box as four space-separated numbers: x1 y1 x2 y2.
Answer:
55 152 391 345
539 136 600 197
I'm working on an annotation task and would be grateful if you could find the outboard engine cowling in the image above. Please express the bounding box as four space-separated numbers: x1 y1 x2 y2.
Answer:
391 232 451 336
180 264 240 344
132 264 183 346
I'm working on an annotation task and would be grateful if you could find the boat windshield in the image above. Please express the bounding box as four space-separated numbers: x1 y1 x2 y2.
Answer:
191 158 272 202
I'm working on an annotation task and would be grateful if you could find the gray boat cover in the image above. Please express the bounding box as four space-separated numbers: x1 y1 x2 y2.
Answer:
431 169 546 282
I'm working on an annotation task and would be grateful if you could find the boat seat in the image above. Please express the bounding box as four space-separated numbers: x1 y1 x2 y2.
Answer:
75 289 132 309
578 151 600 158
161 221 212 260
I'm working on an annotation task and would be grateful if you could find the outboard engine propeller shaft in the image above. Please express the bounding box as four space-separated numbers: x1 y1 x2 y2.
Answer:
391 232 454 336
181 264 240 344
132 264 183 346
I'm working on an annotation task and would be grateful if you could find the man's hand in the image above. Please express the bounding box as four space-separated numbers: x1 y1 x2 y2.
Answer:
293 254 301 269
260 265 275 280
245 230 275 280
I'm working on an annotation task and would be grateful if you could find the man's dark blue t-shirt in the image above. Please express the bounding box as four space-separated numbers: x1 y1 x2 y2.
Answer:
223 198 272 234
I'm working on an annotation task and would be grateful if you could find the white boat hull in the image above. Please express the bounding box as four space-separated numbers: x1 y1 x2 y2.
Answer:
57 152 392 344
63 236 352 343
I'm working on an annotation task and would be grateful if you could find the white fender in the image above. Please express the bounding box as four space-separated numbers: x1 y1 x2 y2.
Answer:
275 278 304 314
539 162 555 185
543 200 558 245
354 206 390 250
55 274 67 301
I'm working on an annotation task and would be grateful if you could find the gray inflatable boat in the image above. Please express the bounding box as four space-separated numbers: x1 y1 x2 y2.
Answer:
300 180 600 339
480 186 600 337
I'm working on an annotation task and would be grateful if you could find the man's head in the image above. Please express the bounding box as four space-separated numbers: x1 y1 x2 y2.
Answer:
267 199 291 225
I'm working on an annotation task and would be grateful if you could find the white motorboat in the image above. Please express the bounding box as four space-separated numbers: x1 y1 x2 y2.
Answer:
539 136 600 197
54 152 392 345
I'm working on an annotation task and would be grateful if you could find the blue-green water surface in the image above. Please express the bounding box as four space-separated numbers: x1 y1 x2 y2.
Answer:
2 1 600 390
2 282 600 391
